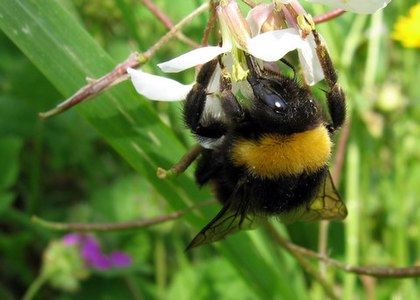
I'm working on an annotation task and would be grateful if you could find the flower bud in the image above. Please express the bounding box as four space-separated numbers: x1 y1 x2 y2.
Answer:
41 240 89 292
217 0 251 50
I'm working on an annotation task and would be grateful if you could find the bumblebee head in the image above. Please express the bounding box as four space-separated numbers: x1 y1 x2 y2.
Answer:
241 54 321 134
246 72 321 134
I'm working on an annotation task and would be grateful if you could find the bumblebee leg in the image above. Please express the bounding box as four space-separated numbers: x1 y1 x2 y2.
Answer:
183 59 219 132
325 83 346 133
194 148 225 185
219 66 244 122
311 24 346 133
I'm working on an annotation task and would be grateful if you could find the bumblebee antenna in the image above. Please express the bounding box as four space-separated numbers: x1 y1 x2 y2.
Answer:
246 54 296 81
244 54 263 79
279 58 297 80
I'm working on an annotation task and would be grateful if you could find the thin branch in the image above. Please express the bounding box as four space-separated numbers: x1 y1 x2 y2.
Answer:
38 52 140 119
314 9 346 24
140 0 200 48
142 2 209 61
32 199 215 232
265 223 340 300
39 2 210 119
157 144 204 179
201 1 217 46
285 240 420 279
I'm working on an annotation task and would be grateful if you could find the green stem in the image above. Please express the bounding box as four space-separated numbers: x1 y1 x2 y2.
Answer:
341 14 367 68
27 121 43 214
155 236 166 300
23 274 48 300
318 220 330 277
1 209 50 239
343 142 360 300
363 11 382 91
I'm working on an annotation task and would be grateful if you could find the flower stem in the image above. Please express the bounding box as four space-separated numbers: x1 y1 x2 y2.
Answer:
313 9 346 24
23 274 48 300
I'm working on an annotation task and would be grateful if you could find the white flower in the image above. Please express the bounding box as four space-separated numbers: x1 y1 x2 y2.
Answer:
306 0 391 14
158 44 231 73
126 68 193 101
129 0 306 102
128 0 392 101
246 2 324 85
297 35 324 85
158 0 304 74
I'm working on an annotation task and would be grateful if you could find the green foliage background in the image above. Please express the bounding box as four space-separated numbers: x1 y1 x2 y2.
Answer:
0 0 418 299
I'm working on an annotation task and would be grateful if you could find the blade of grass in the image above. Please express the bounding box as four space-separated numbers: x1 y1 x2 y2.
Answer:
343 142 361 300
363 12 382 91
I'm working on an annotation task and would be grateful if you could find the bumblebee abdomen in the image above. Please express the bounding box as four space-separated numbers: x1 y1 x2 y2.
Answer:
205 162 328 216
250 167 327 215
231 125 331 178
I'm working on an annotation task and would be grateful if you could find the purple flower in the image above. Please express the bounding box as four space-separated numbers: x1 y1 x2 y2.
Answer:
62 233 82 245
62 233 132 270
108 251 133 267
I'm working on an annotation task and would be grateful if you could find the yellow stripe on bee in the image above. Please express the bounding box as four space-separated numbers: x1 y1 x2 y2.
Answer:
232 126 332 178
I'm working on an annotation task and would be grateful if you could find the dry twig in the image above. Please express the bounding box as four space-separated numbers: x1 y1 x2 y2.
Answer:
39 2 210 119
32 199 215 232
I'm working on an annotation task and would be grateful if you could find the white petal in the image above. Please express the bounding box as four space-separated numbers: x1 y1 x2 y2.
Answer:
127 68 193 101
246 28 304 62
306 0 391 14
297 36 324 86
158 44 231 73
207 64 222 94
246 4 273 36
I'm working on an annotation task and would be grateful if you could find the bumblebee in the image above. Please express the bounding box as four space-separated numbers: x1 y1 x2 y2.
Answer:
181 34 347 250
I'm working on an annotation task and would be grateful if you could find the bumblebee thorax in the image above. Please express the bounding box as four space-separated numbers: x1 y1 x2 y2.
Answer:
231 125 332 178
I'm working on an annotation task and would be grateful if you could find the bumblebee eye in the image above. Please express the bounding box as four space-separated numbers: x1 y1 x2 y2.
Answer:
260 91 287 113
247 73 288 114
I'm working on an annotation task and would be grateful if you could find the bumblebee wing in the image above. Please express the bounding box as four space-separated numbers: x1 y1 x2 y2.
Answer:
186 178 261 250
281 170 347 223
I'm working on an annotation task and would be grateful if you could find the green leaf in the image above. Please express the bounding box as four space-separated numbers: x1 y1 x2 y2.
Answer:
0 193 15 213
0 1 307 298
0 136 23 190
168 257 257 299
